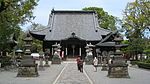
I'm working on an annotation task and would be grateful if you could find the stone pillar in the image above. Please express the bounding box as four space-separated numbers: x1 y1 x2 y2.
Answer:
39 55 44 70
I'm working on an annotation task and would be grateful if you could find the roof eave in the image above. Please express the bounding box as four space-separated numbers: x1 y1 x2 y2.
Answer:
29 31 45 41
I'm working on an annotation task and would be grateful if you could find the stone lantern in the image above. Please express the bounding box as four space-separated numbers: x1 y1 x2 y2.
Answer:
51 43 61 64
96 48 101 64
44 49 50 67
15 49 23 66
17 34 38 77
85 43 95 65
39 51 45 70
107 35 129 78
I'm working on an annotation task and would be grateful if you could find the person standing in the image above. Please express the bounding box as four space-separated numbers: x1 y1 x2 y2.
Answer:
79 58 83 72
93 57 98 72
76 56 81 71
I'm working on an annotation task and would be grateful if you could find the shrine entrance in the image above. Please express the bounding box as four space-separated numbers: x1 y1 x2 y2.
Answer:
61 34 86 58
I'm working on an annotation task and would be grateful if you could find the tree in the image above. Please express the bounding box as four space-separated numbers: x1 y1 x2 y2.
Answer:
122 0 150 60
0 0 39 55
83 7 118 31
143 38 150 57
123 0 150 39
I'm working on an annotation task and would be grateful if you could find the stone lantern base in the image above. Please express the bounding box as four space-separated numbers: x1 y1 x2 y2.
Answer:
17 64 38 77
85 55 93 65
52 54 61 64
107 64 129 78
17 57 39 77
44 56 50 67
101 64 108 71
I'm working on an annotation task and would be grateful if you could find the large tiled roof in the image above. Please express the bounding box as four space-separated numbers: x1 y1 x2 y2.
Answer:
30 10 111 41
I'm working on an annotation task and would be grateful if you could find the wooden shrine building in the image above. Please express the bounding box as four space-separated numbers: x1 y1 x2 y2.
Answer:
30 9 112 59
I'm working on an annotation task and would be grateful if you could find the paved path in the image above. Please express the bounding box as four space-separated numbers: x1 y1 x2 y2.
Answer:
53 62 91 84
0 61 150 84
84 65 150 84
0 63 65 84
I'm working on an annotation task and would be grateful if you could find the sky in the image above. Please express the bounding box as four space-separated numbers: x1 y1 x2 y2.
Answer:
22 0 135 30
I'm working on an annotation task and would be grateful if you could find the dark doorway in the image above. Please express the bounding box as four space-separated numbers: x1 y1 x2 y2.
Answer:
67 44 79 58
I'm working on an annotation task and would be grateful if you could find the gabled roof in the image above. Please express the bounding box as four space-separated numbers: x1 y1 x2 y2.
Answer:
30 10 111 41
96 42 128 47
96 31 128 47
100 31 118 43
29 28 48 40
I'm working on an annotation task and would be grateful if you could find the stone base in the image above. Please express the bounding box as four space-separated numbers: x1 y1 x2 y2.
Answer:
101 64 108 71
107 64 129 78
44 61 50 67
52 54 61 64
39 66 45 71
44 64 50 67
17 65 38 77
52 60 61 64
52 58 61 64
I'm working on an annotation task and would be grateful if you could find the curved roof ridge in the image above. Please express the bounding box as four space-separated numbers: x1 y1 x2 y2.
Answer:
62 34 85 41
96 27 112 32
30 27 49 32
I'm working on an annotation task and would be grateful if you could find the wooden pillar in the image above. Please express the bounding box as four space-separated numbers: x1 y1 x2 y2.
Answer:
79 47 81 56
65 48 67 55
52 47 53 55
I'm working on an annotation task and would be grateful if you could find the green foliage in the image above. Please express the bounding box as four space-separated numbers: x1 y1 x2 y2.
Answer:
143 59 150 63
122 0 150 58
123 0 150 39
130 60 138 65
0 0 39 53
32 38 42 52
137 62 150 69
27 24 45 52
132 59 150 69
17 30 25 49
0 56 12 67
143 39 150 57
82 7 118 31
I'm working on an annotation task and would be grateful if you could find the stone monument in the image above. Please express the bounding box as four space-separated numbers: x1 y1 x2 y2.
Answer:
17 34 38 77
107 35 129 78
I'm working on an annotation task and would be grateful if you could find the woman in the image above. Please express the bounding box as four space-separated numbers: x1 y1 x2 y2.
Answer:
76 56 83 72
76 56 81 71
93 57 98 72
